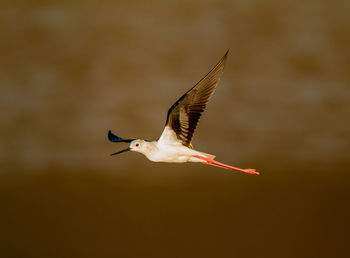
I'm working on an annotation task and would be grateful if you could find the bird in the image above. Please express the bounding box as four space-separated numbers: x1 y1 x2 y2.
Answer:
108 50 259 175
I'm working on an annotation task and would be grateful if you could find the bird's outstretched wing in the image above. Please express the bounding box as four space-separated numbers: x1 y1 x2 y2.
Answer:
108 130 135 143
158 50 229 148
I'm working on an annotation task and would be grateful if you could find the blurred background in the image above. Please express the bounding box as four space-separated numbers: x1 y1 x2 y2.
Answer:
1 0 349 257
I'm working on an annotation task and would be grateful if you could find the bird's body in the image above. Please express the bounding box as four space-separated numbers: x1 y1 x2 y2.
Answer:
108 51 259 175
128 139 213 163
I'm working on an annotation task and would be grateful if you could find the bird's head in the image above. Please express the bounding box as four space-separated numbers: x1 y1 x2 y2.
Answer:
129 139 146 152
110 139 147 156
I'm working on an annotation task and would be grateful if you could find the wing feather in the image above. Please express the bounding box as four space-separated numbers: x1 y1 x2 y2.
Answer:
159 50 229 147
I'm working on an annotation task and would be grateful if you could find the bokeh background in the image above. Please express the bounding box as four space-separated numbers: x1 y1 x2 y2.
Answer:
1 0 350 257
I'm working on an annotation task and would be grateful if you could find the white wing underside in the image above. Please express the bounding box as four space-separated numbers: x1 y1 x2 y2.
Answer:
158 125 186 146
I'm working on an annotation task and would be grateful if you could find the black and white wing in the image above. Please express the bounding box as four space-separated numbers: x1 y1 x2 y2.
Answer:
158 50 229 148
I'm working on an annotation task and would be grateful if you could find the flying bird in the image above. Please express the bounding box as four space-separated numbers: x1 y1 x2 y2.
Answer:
108 51 259 175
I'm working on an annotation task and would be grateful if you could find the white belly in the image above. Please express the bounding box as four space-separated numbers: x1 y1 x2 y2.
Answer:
146 144 202 163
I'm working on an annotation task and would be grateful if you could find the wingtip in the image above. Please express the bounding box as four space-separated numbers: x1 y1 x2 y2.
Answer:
108 130 135 143
108 130 114 142
108 130 122 142
222 49 230 60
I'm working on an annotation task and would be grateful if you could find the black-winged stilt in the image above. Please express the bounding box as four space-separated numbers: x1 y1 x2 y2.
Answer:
108 51 259 175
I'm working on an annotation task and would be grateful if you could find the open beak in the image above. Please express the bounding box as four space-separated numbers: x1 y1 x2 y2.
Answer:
110 147 130 156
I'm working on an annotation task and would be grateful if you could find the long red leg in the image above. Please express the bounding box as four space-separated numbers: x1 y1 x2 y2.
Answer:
194 155 259 175
201 161 233 170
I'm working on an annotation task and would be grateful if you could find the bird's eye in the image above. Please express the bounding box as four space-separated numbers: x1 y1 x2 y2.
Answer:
136 143 139 147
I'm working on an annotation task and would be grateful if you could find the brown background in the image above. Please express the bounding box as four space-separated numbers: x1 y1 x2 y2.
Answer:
1 0 349 257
